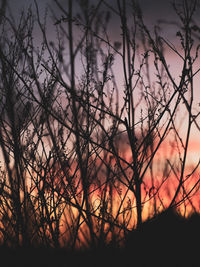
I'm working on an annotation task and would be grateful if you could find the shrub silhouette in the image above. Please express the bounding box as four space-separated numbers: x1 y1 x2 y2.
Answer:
0 0 200 263
125 209 200 266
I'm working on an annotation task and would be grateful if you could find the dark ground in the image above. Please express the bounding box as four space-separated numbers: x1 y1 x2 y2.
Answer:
1 244 199 267
1 210 200 267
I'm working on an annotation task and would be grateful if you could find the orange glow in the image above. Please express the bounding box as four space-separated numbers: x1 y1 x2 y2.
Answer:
33 133 199 248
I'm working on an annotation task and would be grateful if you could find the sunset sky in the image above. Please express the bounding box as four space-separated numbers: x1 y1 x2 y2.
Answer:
8 0 200 171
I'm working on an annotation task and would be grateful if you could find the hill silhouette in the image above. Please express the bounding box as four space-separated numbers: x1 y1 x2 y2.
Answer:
125 209 200 266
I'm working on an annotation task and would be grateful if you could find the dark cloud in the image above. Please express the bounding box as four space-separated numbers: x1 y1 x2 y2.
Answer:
7 0 198 45
140 0 173 21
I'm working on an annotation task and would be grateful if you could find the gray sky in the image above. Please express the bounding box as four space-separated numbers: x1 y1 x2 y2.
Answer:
7 0 179 41
9 0 174 23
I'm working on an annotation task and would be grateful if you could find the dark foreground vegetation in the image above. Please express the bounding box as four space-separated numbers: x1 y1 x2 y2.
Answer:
125 209 200 266
0 210 200 267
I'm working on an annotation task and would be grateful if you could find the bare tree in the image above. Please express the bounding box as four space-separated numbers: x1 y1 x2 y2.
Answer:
0 0 199 249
